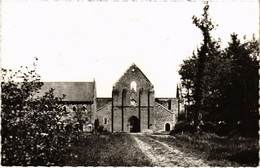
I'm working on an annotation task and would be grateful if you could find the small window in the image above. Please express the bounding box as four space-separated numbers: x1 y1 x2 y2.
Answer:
168 100 171 110
82 106 86 112
130 99 137 106
73 106 77 112
63 106 66 112
103 117 108 125
130 81 137 92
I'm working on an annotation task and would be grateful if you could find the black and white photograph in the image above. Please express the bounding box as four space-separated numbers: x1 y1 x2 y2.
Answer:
1 0 259 167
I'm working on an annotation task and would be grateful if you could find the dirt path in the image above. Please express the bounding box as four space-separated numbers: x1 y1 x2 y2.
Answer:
132 134 208 167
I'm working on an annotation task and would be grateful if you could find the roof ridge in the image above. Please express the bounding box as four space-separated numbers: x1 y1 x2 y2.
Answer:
97 102 112 111
113 63 152 87
155 102 174 114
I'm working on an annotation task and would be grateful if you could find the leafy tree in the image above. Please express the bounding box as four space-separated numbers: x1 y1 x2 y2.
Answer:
1 58 70 165
183 2 218 133
219 34 259 136
179 2 259 136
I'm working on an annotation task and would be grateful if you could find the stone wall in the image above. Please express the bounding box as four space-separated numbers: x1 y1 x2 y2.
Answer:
111 64 155 133
96 103 112 132
154 102 177 132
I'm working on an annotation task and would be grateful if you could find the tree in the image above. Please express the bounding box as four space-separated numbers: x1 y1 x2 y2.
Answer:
190 1 218 133
179 3 259 136
219 34 259 136
1 58 69 165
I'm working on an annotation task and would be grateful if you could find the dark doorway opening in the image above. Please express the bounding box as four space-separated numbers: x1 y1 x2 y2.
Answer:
165 123 170 131
128 116 140 132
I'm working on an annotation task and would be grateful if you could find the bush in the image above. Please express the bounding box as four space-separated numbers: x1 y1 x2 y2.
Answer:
96 126 110 135
1 59 71 166
227 148 259 165
201 122 217 133
170 121 195 135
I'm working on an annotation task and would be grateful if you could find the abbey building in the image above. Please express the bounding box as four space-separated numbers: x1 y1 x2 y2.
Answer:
40 64 183 133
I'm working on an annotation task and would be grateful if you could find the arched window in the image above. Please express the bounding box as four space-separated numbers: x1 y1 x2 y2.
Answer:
130 81 137 92
73 106 77 112
82 106 86 112
103 117 108 125
130 99 137 106
63 106 66 112
165 123 170 131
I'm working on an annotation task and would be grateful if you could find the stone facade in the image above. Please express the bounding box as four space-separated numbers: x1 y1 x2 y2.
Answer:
154 102 176 132
96 102 112 132
96 64 181 133
40 64 182 133
111 64 155 133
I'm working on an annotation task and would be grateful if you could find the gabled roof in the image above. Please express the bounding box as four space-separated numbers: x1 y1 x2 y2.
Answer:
38 82 95 102
113 63 152 87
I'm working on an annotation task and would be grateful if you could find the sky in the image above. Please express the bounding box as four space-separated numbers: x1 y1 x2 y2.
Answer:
1 1 259 97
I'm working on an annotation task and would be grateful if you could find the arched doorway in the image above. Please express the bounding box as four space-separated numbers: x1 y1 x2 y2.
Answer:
128 116 140 132
165 123 170 131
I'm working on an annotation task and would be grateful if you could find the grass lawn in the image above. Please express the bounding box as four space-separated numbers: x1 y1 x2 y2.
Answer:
62 133 152 166
150 132 259 167
26 132 257 166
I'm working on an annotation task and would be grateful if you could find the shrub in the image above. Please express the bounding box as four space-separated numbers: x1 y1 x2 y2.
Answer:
200 122 216 133
96 126 110 135
227 148 259 165
170 121 195 135
1 59 70 166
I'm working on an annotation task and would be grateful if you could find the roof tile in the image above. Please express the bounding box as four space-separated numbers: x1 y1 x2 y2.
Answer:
39 82 94 102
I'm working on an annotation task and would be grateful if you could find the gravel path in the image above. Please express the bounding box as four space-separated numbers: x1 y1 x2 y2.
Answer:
132 134 208 167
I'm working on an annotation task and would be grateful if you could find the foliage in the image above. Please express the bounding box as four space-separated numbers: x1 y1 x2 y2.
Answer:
219 34 259 136
1 58 69 166
170 121 196 135
178 2 259 136
96 125 111 135
190 1 218 133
